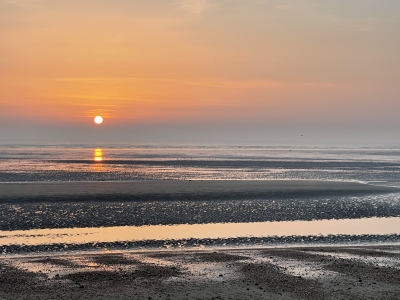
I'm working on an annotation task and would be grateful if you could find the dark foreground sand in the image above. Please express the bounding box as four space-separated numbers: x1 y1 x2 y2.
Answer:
1 245 400 300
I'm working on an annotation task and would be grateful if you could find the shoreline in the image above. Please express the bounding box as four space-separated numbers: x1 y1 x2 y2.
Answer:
2 217 400 254
3 234 400 256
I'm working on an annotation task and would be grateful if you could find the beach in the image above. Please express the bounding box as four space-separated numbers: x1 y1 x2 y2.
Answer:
1 180 400 234
1 245 400 300
1 180 400 251
0 180 400 299
1 149 400 299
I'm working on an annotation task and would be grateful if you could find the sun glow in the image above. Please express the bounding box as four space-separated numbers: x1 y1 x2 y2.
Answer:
94 116 103 124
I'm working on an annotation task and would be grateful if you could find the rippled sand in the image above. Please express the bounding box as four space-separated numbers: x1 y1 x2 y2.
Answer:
1 180 399 298
1 181 400 233
1 245 400 300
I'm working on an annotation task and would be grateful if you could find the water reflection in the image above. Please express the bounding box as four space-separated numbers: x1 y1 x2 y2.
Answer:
1 217 399 247
94 149 103 162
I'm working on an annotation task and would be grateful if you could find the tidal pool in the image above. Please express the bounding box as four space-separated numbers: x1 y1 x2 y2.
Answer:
1 217 400 247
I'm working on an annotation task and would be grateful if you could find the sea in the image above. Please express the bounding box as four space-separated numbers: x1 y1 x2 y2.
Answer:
1 145 400 254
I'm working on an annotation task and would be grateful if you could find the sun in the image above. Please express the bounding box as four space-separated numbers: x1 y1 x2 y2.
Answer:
94 116 103 124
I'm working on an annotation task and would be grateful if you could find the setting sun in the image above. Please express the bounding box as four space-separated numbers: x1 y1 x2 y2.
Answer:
94 116 103 124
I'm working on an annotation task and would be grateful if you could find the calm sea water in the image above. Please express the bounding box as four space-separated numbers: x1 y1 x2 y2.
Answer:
1 145 400 182
1 145 400 252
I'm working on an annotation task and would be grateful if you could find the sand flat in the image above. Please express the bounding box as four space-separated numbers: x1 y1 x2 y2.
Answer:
2 180 400 231
0 180 398 201
1 245 400 300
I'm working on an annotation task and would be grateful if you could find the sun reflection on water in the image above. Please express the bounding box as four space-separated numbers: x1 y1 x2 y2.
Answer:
94 149 103 162
93 149 103 172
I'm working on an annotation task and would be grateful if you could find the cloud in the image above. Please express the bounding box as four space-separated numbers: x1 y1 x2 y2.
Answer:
7 0 41 3
180 0 213 14
49 77 337 89
84 108 115 118
296 82 338 88
276 4 293 10
6 0 44 9
356 27 371 32
59 95 132 101
49 77 279 88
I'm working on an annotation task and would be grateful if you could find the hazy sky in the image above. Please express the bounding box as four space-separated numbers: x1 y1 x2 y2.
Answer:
1 0 400 145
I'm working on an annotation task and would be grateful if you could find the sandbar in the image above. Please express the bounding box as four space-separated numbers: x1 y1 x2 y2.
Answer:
0 180 398 203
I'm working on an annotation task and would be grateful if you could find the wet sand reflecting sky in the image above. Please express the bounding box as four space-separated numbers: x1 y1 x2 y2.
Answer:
1 217 400 247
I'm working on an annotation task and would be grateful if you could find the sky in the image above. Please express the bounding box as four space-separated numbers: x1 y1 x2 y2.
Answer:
1 0 400 145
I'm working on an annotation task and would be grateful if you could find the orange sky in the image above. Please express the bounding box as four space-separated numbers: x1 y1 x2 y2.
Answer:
1 1 400 144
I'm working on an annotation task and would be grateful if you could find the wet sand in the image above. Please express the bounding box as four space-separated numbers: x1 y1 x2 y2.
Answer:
1 180 400 232
1 245 400 300
0 180 398 203
1 180 399 298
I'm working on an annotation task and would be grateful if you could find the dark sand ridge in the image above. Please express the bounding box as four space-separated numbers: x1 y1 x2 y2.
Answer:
1 245 400 299
0 180 399 202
